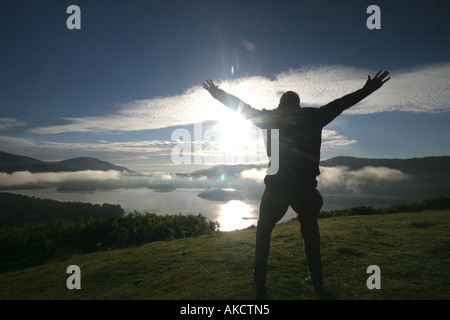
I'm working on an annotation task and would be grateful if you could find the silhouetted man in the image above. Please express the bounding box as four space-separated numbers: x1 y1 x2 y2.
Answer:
203 70 390 297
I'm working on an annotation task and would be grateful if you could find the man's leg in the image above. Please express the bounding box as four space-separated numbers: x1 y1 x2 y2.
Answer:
253 185 289 293
291 188 324 289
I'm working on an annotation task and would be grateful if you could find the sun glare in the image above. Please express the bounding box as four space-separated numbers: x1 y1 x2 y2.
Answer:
217 111 252 149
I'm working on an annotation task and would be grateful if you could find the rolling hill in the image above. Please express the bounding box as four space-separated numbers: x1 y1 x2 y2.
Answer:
0 151 70 173
56 157 135 173
0 151 135 174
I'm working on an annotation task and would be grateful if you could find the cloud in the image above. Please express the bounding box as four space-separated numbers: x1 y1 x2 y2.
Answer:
318 166 411 193
1 127 355 171
348 63 450 114
0 169 249 192
0 118 27 131
240 168 266 182
0 135 179 168
41 140 175 155
322 130 357 147
0 165 413 197
0 170 122 190
0 135 36 147
28 87 223 134
28 63 450 134
239 165 412 194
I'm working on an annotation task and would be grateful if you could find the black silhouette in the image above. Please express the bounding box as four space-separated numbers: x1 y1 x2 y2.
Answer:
203 70 390 297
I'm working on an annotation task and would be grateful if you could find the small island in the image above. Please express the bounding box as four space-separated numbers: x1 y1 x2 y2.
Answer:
197 188 245 202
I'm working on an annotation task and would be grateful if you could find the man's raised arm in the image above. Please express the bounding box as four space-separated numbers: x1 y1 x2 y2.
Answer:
319 70 390 125
203 80 257 117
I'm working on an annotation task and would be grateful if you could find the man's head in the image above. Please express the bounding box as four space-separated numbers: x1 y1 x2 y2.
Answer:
278 91 300 109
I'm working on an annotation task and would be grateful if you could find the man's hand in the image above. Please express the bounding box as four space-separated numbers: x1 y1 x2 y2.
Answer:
203 80 220 97
202 79 250 114
363 70 391 93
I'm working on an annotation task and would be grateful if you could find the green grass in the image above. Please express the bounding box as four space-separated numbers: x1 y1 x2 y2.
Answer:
1 210 449 300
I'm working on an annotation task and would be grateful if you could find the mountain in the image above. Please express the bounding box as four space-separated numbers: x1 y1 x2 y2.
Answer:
56 157 135 173
0 151 71 173
0 151 135 174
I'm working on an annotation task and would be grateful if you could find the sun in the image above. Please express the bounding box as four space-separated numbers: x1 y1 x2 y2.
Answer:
202 105 263 165
216 110 252 149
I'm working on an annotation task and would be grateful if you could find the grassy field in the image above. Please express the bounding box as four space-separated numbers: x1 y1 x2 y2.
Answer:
0 209 449 300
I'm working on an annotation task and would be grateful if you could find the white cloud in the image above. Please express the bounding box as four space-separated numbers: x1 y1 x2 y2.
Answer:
0 170 244 191
0 135 36 147
41 139 175 155
318 165 411 193
28 87 222 134
28 63 450 134
0 170 122 189
322 130 357 147
240 168 266 182
0 118 27 131
1 127 355 169
349 63 450 114
239 165 412 194
0 165 412 196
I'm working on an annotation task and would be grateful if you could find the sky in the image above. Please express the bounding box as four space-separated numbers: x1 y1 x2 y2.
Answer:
1 0 449 174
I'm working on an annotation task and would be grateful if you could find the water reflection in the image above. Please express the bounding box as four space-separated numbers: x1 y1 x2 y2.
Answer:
6 188 412 232
218 200 258 231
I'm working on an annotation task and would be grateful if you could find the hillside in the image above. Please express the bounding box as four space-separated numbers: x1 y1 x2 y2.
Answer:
0 151 71 173
0 209 448 300
0 192 125 227
56 157 135 173
0 150 135 173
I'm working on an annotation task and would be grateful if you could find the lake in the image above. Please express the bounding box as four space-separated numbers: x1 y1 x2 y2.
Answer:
7 187 417 231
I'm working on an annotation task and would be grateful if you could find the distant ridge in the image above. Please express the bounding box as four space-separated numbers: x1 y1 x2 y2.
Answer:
185 155 450 179
0 151 70 173
180 155 450 199
56 157 135 173
0 151 135 174
319 155 450 177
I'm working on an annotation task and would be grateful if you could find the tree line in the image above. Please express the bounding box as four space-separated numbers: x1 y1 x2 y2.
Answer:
318 195 450 218
0 192 125 227
0 192 218 273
